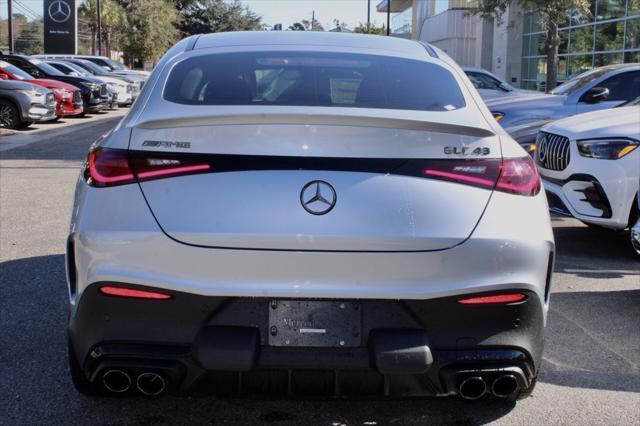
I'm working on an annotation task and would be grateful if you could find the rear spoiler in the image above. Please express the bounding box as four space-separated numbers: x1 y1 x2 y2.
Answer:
135 113 495 138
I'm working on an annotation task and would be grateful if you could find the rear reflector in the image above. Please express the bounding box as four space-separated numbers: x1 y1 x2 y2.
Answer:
457 293 526 305
99 285 172 300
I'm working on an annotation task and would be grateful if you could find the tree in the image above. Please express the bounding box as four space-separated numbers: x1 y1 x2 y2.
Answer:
331 19 349 32
472 0 590 91
78 0 126 55
119 0 179 64
176 0 261 37
353 22 385 35
288 22 305 31
301 19 324 31
14 19 43 55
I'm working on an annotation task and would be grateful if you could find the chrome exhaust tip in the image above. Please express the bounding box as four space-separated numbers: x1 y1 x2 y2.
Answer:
102 369 132 393
458 376 487 400
492 374 520 398
136 372 166 396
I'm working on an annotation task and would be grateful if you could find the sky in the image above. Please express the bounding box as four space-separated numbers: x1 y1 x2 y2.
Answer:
241 0 385 30
1 0 386 30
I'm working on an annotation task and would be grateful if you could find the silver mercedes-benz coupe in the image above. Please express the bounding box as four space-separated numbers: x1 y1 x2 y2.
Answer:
67 32 554 401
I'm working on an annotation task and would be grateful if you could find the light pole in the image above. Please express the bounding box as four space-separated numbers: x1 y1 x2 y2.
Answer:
97 0 102 56
366 0 370 33
7 0 14 53
386 0 391 36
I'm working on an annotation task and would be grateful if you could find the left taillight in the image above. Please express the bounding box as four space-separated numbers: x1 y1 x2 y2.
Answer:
85 148 210 187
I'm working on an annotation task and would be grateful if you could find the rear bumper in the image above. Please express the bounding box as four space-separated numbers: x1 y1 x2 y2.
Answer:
68 176 554 396
69 286 543 396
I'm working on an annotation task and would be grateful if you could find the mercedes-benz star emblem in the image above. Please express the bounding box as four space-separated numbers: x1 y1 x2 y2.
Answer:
537 136 547 162
300 180 337 215
48 0 72 24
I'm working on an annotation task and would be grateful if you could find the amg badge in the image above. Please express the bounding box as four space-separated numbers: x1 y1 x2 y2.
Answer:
142 140 191 149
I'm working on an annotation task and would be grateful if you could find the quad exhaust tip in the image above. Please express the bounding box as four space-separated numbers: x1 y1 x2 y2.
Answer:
492 374 520 398
136 372 166 396
102 369 132 393
458 376 487 400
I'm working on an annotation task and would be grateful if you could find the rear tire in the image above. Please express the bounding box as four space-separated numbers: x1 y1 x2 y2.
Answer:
0 100 21 129
68 336 100 396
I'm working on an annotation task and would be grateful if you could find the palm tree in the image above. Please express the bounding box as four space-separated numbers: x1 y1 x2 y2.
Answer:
78 0 126 56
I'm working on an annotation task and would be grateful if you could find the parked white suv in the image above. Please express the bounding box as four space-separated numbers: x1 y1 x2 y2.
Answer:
537 104 639 232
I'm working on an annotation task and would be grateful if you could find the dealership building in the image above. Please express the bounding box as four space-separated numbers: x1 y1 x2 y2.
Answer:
377 0 640 89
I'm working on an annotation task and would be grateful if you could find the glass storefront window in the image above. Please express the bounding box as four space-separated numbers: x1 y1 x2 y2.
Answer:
568 54 594 77
559 30 569 54
624 51 640 62
625 18 640 50
570 25 595 53
628 0 640 16
570 3 596 25
595 21 625 50
536 33 547 56
594 52 624 66
557 56 569 80
522 34 532 56
596 0 626 20
391 7 412 36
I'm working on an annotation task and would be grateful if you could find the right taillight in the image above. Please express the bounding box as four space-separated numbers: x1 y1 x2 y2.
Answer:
85 147 210 187
422 156 540 196
495 157 541 196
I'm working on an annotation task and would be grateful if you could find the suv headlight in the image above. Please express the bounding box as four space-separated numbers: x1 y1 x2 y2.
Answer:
492 111 505 122
87 83 100 91
577 138 639 159
52 87 71 98
16 89 41 102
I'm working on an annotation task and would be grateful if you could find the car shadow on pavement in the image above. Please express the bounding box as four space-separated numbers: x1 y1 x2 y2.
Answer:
1 254 638 424
552 223 639 276
542 290 640 393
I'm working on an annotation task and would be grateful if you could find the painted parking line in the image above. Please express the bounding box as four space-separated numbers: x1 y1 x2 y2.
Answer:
562 268 640 275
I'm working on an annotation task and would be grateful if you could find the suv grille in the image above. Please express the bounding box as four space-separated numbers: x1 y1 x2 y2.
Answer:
536 132 570 171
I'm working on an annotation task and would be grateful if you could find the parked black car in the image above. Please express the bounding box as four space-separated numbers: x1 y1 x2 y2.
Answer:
0 54 108 113
0 79 56 128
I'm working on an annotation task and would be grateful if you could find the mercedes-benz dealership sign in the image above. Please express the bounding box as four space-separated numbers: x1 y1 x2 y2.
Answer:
44 0 76 54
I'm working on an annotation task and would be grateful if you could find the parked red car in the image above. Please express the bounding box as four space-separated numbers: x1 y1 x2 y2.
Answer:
0 60 83 117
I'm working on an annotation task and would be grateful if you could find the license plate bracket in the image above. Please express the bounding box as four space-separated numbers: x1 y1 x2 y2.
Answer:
268 300 361 347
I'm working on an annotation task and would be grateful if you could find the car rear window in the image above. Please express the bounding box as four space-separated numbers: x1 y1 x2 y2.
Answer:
164 51 465 111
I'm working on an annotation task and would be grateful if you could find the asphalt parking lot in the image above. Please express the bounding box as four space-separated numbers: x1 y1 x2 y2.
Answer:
0 115 639 425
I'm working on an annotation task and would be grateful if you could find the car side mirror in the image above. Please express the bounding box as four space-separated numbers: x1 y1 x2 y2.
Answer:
583 87 610 103
0 74 8 80
499 82 513 92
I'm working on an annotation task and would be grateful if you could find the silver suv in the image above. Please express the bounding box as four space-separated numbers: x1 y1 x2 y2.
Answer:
488 64 640 144
67 32 554 401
